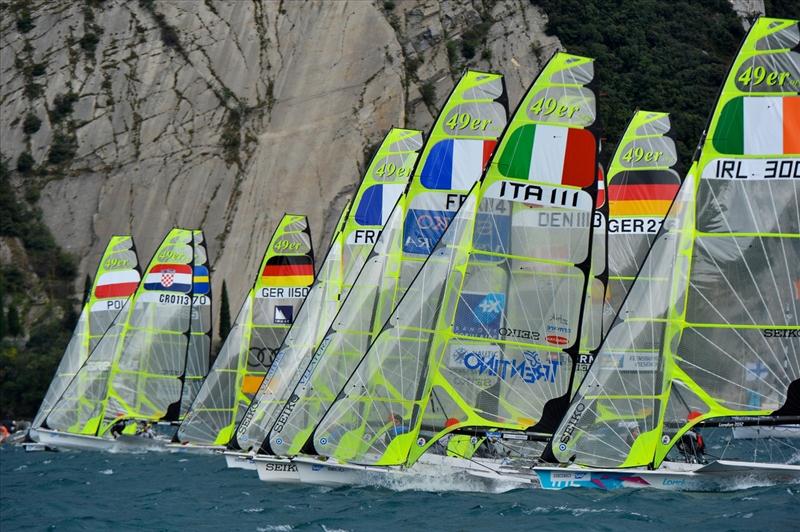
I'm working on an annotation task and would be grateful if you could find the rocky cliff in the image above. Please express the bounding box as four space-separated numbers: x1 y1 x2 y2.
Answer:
0 0 559 316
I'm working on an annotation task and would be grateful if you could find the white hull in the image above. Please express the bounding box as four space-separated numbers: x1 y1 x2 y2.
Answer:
23 428 56 452
224 451 258 470
292 454 532 492
165 443 224 455
35 428 169 453
535 460 800 491
732 425 800 440
253 455 301 483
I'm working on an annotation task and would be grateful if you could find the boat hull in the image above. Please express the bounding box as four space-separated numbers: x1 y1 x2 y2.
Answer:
292 454 532 492
253 456 302 483
224 451 258 470
165 443 224 454
35 429 169 452
535 460 800 491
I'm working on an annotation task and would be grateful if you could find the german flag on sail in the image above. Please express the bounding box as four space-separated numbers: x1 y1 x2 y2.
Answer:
420 139 496 190
713 96 800 155
497 124 595 187
608 170 681 217
261 255 314 287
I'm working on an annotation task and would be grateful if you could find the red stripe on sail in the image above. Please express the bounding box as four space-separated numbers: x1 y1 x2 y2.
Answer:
95 282 139 299
482 140 497 169
262 263 315 277
561 129 596 188
609 184 680 202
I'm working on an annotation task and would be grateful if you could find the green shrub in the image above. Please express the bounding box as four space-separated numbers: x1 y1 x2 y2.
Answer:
420 81 436 107
16 10 34 33
48 132 77 165
51 92 79 124
16 152 34 175
22 113 41 135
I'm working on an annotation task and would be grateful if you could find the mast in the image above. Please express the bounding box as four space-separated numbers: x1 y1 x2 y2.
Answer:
176 214 314 445
34 236 140 429
229 128 424 451
265 70 509 457
313 52 599 467
550 17 800 469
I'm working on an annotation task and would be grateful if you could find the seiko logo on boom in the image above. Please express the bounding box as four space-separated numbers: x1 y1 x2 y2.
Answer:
559 402 586 445
763 329 799 338
497 181 581 208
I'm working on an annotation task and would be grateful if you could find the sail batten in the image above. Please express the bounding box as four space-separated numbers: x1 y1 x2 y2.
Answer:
551 17 800 470
230 129 424 451
176 215 314 446
265 71 509 457
313 53 599 467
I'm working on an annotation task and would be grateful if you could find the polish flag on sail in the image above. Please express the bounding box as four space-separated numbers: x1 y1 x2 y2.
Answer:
94 270 140 299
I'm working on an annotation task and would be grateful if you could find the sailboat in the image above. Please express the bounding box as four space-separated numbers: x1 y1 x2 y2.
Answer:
173 214 314 452
299 52 599 488
37 228 212 451
536 17 800 491
25 236 141 451
223 128 423 473
252 70 509 484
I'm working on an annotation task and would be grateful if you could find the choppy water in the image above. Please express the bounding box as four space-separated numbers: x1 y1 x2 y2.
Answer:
1 446 797 531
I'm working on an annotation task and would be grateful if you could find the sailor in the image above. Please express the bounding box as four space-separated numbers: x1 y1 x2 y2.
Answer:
109 416 128 439
677 410 706 463
388 414 410 438
140 422 155 439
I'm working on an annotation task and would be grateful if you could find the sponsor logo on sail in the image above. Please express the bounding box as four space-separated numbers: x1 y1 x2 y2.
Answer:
459 348 561 385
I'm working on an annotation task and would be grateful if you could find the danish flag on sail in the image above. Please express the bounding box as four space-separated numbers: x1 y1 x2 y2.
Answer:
144 264 192 293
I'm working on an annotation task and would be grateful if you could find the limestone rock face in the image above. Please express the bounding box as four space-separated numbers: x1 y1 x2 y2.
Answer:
1 0 560 317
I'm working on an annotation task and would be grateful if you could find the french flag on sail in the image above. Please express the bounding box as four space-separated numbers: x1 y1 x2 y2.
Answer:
143 263 192 293
420 139 496 190
94 270 140 299
354 184 405 226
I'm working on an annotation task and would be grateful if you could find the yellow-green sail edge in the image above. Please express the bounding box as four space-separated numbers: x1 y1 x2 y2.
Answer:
265 70 509 457
176 215 314 446
35 236 141 432
230 128 423 451
551 17 800 470
313 52 599 467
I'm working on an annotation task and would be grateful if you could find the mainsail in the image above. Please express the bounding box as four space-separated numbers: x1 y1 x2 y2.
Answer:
550 17 800 469
266 71 509 456
179 230 212 414
46 228 202 437
33 236 140 429
313 52 599 467
231 128 424 451
176 215 314 446
604 111 681 330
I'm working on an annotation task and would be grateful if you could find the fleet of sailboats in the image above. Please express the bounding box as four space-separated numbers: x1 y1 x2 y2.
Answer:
22 16 799 493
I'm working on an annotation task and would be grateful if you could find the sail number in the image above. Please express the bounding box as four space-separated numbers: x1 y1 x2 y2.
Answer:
375 162 410 178
622 147 663 163
529 97 580 118
737 66 793 87
445 112 493 131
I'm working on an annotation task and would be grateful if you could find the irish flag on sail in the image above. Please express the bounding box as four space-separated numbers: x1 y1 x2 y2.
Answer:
497 124 595 187
713 96 800 155
420 139 496 190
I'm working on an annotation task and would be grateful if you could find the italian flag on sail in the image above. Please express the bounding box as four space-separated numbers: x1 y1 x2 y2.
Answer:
714 96 800 155
497 124 595 188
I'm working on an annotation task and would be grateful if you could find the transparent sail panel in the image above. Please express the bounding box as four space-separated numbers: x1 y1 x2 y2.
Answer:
36 236 140 430
177 215 314 445
180 231 212 414
268 71 508 456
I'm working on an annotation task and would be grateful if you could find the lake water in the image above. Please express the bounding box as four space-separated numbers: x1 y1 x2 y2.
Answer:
1 446 797 531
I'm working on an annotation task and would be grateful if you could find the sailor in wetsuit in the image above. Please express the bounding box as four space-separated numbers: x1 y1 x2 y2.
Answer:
676 410 706 463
